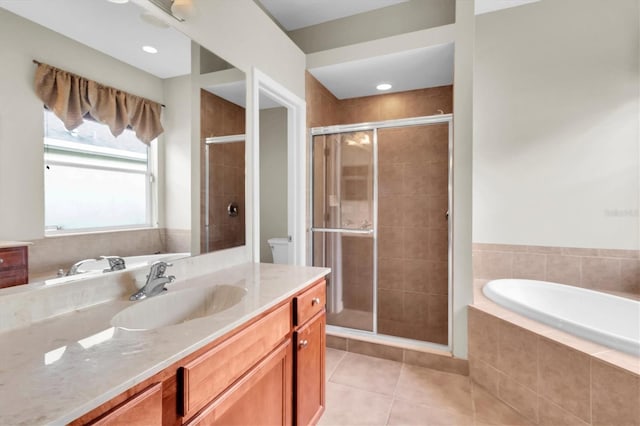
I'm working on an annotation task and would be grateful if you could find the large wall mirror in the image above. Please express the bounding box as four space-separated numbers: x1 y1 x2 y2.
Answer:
0 0 246 285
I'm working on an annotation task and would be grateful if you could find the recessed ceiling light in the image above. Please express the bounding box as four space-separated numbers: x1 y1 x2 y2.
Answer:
108 0 129 4
376 83 392 91
142 45 158 54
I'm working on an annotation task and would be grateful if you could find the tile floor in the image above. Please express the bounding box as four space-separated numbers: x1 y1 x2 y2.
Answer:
319 348 533 426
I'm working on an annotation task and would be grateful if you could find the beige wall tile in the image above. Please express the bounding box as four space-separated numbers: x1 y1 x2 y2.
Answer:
429 261 449 296
498 322 538 391
404 350 469 376
378 226 404 259
593 350 640 376
378 195 404 228
470 357 500 396
326 335 347 351
537 396 589 426
538 338 591 423
621 259 640 294
347 339 404 362
378 289 403 322
403 259 429 293
473 384 533 426
378 258 404 290
546 255 581 286
468 307 500 366
473 250 513 280
402 195 430 227
402 292 429 324
403 226 429 260
581 257 621 291
591 359 640 426
497 372 539 424
512 252 546 280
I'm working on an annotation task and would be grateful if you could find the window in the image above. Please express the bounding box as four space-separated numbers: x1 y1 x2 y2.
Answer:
44 109 153 233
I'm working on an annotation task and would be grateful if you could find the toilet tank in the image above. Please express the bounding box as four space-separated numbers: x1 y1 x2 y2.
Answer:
267 237 289 264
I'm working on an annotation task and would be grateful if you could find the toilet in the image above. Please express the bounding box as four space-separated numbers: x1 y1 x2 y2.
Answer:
267 237 289 264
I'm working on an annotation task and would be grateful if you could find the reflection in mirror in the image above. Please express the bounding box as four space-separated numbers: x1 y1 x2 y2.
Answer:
199 47 247 254
0 1 242 286
258 92 289 264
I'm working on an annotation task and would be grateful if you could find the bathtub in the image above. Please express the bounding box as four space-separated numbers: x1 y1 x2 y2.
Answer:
43 252 190 285
483 279 640 356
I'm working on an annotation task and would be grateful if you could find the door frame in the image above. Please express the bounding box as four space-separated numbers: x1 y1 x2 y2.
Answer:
251 68 307 265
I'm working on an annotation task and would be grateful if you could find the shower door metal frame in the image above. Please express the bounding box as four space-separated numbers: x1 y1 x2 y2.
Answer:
309 114 454 353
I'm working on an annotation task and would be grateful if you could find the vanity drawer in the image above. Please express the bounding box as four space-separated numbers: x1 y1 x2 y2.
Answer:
179 302 291 419
0 246 28 288
0 247 27 269
294 279 326 326
0 269 28 288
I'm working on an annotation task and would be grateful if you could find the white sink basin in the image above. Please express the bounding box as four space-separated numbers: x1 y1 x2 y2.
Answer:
111 285 247 330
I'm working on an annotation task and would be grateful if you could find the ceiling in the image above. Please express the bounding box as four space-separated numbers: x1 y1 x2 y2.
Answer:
0 0 190 79
1 0 539 105
256 0 409 31
309 43 454 100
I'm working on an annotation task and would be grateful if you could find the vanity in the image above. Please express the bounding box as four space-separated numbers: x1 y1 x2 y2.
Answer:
0 241 31 289
0 262 329 425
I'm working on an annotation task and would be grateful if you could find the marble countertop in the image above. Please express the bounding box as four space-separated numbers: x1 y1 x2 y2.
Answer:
0 241 33 249
0 262 329 425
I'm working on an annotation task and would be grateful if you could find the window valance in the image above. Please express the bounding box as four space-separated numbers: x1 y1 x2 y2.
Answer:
34 62 163 144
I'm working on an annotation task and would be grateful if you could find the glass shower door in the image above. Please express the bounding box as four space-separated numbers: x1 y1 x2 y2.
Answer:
311 131 375 332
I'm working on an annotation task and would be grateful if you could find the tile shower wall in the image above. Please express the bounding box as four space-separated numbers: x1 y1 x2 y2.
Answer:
473 243 640 295
377 125 449 344
341 235 374 312
306 72 454 128
200 90 246 253
307 73 453 344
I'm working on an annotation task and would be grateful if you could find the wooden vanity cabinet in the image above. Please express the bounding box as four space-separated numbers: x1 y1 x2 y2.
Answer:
0 246 28 289
71 278 326 426
293 280 326 426
87 383 163 426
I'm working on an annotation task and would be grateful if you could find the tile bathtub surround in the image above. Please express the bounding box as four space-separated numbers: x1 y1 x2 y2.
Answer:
473 243 640 294
321 348 533 426
326 334 469 376
468 306 640 426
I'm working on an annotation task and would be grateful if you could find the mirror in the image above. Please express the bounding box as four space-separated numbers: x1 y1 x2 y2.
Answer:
0 0 246 285
199 47 247 254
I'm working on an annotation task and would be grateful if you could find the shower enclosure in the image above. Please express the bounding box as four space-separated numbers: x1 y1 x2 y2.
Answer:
310 115 452 349
202 134 245 253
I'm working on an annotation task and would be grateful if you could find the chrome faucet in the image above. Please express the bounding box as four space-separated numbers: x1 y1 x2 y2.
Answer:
101 256 126 273
129 261 176 301
66 258 97 276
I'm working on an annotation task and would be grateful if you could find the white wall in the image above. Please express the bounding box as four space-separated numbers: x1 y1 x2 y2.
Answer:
162 75 192 232
259 107 288 262
155 0 306 100
0 9 164 241
473 0 640 250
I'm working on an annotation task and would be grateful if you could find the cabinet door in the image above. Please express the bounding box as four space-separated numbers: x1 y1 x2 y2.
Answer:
294 312 325 426
186 340 292 426
87 383 162 426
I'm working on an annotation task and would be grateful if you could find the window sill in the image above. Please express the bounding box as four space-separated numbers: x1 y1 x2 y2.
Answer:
44 225 158 238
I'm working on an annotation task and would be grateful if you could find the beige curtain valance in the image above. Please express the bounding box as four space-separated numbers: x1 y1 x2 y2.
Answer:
34 62 163 144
